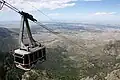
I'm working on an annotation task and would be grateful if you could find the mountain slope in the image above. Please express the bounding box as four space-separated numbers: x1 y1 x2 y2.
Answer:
0 27 18 52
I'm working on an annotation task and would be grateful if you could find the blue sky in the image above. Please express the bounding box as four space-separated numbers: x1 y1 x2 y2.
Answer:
0 0 120 24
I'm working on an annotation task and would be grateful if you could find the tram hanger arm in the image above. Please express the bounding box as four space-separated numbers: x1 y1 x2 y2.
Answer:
19 11 37 22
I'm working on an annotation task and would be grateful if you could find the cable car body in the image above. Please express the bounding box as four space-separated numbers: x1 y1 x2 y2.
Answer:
13 12 46 71
14 46 46 70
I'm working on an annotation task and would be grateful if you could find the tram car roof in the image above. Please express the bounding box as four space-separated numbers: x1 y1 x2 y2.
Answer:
14 45 45 55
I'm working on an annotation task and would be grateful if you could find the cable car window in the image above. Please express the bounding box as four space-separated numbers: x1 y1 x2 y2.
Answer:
39 50 42 58
35 52 37 60
15 57 23 63
43 48 46 57
37 50 40 58
37 51 39 58
24 55 29 64
30 53 33 62
14 53 23 57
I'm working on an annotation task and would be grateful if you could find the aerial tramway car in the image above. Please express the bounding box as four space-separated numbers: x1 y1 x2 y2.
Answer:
14 45 46 70
13 12 46 70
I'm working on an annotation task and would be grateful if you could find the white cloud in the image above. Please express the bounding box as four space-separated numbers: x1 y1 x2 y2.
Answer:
3 0 77 11
94 12 117 16
82 0 102 1
48 13 62 16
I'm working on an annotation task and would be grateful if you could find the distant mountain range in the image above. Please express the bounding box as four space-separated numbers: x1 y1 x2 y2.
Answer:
1 22 120 38
43 23 120 32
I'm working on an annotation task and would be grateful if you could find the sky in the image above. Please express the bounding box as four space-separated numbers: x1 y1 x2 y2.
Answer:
0 0 120 25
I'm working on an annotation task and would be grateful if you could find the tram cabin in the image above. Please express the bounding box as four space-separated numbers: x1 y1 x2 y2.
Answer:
13 46 46 70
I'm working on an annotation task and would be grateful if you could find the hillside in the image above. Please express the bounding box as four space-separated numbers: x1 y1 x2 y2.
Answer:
0 27 18 52
1 23 120 80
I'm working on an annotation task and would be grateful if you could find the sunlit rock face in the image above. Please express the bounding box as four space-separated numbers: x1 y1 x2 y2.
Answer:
22 70 55 80
106 69 120 80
